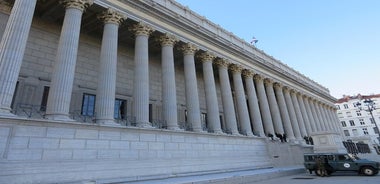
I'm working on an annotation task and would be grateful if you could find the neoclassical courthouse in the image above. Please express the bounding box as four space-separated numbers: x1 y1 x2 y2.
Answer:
0 0 342 183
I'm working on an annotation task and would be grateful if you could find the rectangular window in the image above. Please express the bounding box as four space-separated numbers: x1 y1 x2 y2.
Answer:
349 120 355 126
359 119 365 125
370 118 375 124
344 130 350 136
352 129 358 136
341 121 347 127
114 99 126 119
40 86 50 111
336 105 340 110
81 93 95 116
363 128 369 135
356 110 362 116
374 127 379 134
149 104 153 123
343 104 349 109
346 111 352 117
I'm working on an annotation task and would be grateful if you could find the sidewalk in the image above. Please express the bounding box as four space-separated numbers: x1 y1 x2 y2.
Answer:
109 166 305 184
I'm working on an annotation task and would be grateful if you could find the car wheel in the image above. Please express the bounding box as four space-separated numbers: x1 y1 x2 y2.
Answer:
315 170 322 176
361 166 375 176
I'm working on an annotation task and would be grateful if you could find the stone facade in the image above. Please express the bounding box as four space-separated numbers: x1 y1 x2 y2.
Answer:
0 0 341 183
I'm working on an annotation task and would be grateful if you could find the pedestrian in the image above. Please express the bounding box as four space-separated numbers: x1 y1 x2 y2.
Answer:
316 156 328 176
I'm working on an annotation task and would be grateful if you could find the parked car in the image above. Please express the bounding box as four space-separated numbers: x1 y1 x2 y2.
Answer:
304 153 380 176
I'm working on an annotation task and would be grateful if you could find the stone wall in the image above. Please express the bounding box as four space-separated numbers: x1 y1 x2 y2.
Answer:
0 118 271 183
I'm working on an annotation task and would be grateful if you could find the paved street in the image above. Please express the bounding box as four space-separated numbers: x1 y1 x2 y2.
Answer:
257 172 380 184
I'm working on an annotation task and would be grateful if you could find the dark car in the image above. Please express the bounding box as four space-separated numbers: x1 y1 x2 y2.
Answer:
304 153 380 176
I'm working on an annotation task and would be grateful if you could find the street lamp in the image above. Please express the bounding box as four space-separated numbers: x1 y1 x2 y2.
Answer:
356 99 380 144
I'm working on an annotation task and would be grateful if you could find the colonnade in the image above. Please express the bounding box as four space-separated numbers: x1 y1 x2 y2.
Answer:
0 0 342 141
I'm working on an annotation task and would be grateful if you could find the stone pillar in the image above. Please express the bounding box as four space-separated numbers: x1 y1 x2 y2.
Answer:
254 74 275 136
45 0 93 121
283 87 302 141
198 52 222 133
315 101 327 131
214 59 239 135
264 79 284 135
95 9 124 125
290 90 307 137
322 104 334 131
310 99 323 131
157 33 179 130
230 64 253 136
274 83 295 141
303 96 317 133
0 0 37 116
179 43 202 132
129 22 154 127
297 93 312 135
328 106 340 133
242 70 265 137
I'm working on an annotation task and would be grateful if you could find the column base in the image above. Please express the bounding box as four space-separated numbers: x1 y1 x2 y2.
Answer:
137 122 152 128
96 119 120 126
45 114 75 122
0 109 17 118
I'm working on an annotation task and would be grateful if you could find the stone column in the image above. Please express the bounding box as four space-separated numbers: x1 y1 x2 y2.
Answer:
283 87 302 141
242 70 265 137
179 43 202 132
129 22 154 127
264 79 284 135
274 83 295 141
230 64 253 136
315 101 327 131
290 90 307 137
310 99 323 131
304 96 317 132
297 93 312 135
214 59 239 135
95 9 124 125
254 74 275 136
157 33 179 130
0 0 37 116
199 52 222 133
45 0 93 121
321 104 333 131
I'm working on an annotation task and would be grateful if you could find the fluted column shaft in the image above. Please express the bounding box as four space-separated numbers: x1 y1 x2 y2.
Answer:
304 97 318 132
265 79 284 134
95 9 124 125
0 0 37 115
215 59 239 135
243 70 265 137
254 75 275 136
158 34 178 130
129 22 154 127
314 101 326 131
180 43 202 132
274 84 295 141
290 91 307 137
46 0 93 121
199 52 222 133
283 88 302 140
310 100 323 131
230 64 252 136
297 94 312 135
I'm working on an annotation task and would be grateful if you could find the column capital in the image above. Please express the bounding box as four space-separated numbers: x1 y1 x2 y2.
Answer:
59 0 93 11
264 78 274 85
229 64 243 73
129 22 155 36
214 58 230 68
253 74 263 81
273 82 283 89
157 33 178 46
198 51 216 63
283 86 291 92
179 42 198 55
242 69 254 78
98 8 125 25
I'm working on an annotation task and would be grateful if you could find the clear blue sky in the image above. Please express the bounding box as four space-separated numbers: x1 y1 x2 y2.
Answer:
175 0 380 99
